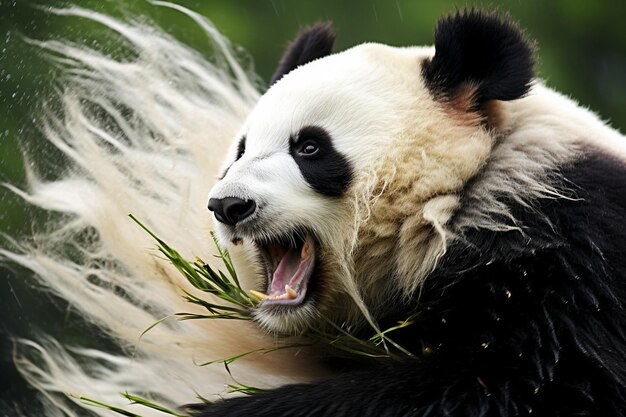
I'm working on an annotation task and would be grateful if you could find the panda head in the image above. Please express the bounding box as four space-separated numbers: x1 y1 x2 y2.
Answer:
208 10 535 334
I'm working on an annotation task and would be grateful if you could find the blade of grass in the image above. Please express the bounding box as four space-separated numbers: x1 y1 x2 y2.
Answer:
122 392 186 417
140 314 175 339
80 396 145 417
196 343 311 367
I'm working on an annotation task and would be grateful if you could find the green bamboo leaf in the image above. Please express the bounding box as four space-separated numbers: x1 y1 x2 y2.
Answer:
226 384 266 395
194 392 212 404
211 232 239 287
80 396 144 417
130 213 421 396
140 314 175 339
122 392 186 417
176 312 251 321
197 343 310 367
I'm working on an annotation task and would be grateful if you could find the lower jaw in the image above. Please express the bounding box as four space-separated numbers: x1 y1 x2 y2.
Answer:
252 301 319 335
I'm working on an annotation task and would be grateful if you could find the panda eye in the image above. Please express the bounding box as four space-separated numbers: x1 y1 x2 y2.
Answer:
298 141 319 156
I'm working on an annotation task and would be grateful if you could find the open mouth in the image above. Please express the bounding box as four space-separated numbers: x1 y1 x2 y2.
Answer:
251 232 316 306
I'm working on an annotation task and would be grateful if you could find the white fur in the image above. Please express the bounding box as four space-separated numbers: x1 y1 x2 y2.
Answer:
2 5 324 416
454 83 625 235
210 42 625 334
211 43 494 331
6 6 625 416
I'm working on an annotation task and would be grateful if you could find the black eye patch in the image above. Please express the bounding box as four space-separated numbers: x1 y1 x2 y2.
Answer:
289 126 353 197
219 136 246 179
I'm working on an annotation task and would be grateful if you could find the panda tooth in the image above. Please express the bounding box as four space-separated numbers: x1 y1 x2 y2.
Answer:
285 285 297 299
251 287 297 302
250 290 268 300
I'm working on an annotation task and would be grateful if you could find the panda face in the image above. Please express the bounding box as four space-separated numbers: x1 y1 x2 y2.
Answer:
209 43 490 334
209 44 432 333
209 12 536 334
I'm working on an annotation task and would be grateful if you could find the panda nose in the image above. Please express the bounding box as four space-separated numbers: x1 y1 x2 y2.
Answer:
208 197 256 226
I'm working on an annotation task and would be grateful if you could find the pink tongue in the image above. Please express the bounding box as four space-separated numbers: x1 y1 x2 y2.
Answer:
270 247 301 295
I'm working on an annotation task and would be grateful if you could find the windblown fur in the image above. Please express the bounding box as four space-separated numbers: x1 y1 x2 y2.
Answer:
1 4 324 416
5 5 626 417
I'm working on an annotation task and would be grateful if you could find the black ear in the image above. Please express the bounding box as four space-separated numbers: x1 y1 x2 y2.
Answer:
422 10 535 109
271 23 335 85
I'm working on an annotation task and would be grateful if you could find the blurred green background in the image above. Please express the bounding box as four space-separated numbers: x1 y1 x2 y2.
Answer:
0 0 624 414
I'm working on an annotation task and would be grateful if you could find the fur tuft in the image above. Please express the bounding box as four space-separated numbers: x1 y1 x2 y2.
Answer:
1 5 322 416
6 6 626 416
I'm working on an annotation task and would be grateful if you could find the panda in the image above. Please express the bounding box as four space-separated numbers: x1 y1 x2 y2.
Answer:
6 7 625 417
196 9 626 417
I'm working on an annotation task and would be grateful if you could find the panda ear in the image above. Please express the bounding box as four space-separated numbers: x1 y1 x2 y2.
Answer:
271 23 335 85
422 10 535 110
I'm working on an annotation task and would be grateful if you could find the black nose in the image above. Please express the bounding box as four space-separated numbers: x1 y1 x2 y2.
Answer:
208 197 256 226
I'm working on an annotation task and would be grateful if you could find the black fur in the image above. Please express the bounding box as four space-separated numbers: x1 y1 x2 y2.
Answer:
422 10 535 108
235 136 246 161
219 136 246 180
193 151 626 417
270 23 335 85
289 126 353 197
194 11 626 417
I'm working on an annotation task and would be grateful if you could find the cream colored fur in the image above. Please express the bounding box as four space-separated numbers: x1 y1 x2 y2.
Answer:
214 42 624 334
4 5 625 416
1 5 324 416
210 43 495 332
